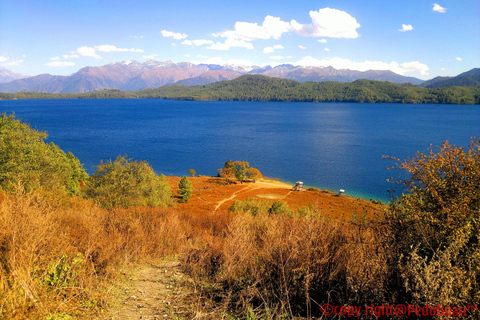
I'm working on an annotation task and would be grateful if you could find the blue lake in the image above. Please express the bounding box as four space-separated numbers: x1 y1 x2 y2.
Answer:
1 99 479 202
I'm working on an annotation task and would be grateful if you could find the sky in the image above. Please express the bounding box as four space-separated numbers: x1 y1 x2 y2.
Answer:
0 0 479 80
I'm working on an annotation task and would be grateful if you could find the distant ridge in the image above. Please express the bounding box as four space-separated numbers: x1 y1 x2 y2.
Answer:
0 67 29 83
0 60 427 93
421 68 480 88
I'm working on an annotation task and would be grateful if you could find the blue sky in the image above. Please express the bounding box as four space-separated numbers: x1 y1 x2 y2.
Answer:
1 0 478 80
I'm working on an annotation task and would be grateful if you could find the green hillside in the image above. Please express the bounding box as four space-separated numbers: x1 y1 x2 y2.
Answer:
138 75 480 104
2 75 479 104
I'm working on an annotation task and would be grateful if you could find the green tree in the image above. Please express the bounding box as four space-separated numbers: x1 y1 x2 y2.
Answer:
83 155 173 209
178 176 193 202
233 161 249 183
188 168 196 177
0 113 87 194
218 160 236 183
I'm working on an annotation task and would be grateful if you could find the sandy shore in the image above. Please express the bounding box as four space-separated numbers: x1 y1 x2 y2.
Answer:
253 178 294 189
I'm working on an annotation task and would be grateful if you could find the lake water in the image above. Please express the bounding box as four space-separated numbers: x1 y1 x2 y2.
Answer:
1 99 479 202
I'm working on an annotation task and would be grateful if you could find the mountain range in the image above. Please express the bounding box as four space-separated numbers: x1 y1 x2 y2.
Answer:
0 61 478 94
0 68 29 83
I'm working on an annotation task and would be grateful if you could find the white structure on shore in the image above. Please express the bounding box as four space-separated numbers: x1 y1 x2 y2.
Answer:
293 181 303 191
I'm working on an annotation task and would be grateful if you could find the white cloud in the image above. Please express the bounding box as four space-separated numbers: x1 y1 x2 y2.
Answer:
299 45 307 49
214 15 293 41
96 45 143 53
63 54 79 59
197 54 209 59
263 47 275 53
77 46 102 59
294 56 429 75
142 54 158 59
263 44 284 53
0 56 9 62
325 48 331 51
433 3 446 13
131 35 144 39
45 61 76 67
184 54 191 58
182 39 214 46
318 39 327 43
6 60 23 66
51 57 61 61
190 56 254 66
76 45 143 59
161 30 187 40
399 24 413 32
456 57 462 61
440 67 446 71
269 55 285 60
207 38 254 50
292 8 360 38
400 61 429 75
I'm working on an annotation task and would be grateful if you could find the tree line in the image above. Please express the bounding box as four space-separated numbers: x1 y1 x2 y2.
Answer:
1 75 479 104
138 75 480 104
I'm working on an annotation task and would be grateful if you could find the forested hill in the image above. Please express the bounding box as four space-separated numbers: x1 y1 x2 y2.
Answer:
138 75 480 104
1 75 479 104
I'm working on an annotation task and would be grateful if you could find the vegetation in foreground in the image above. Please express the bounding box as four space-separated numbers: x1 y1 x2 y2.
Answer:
0 113 479 319
1 75 479 104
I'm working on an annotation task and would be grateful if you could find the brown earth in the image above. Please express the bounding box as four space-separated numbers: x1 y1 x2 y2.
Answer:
167 176 384 220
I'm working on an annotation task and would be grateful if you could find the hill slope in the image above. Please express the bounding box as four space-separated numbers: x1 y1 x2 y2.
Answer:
138 74 480 104
421 68 480 88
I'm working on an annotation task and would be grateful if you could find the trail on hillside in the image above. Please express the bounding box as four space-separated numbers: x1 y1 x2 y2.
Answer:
213 185 252 213
106 260 206 320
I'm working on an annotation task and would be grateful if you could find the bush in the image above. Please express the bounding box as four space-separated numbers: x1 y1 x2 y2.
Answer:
229 198 292 216
0 113 87 194
385 138 480 314
83 155 173 209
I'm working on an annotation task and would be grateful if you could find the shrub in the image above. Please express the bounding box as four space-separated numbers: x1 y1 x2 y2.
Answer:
0 113 87 194
229 198 292 216
229 197 272 216
83 155 173 209
385 138 480 315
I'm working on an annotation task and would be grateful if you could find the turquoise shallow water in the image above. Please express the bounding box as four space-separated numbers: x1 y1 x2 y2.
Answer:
1 99 479 202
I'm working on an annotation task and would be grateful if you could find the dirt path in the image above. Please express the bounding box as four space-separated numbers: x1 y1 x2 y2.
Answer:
106 259 199 320
212 180 294 213
213 184 252 213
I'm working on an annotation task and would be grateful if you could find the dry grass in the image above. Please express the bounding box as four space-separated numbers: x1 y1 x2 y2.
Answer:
1 177 477 319
0 186 187 319
182 211 389 318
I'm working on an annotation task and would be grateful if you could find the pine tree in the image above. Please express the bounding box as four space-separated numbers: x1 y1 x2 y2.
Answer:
178 176 193 202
